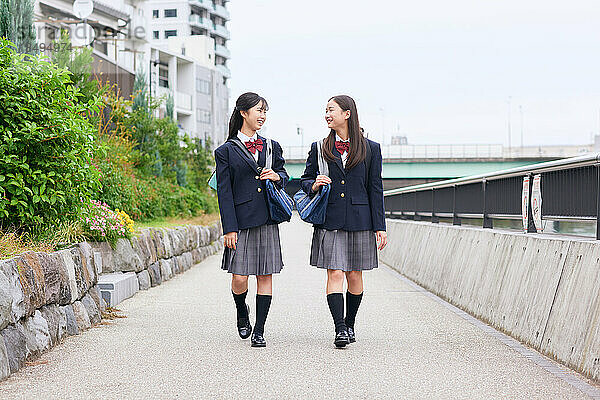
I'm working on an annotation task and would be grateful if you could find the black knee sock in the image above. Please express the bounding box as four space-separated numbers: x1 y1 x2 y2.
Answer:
232 290 249 322
327 293 346 333
345 291 363 329
254 294 272 335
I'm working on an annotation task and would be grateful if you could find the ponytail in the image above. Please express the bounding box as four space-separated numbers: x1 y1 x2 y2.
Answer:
227 107 244 140
227 92 269 141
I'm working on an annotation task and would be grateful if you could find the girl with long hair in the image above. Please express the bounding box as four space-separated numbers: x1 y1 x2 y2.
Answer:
300 95 388 348
214 92 289 347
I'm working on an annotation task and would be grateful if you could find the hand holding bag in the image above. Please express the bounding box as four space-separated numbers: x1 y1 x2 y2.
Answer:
293 140 331 225
263 139 293 223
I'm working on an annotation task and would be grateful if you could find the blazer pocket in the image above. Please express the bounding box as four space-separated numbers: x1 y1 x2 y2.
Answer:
351 196 369 205
234 195 252 206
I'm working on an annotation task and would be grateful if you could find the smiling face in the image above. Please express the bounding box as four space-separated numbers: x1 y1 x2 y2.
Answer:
241 100 267 132
325 99 350 131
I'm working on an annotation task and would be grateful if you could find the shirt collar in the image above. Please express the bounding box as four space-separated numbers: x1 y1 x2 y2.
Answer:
238 131 258 143
335 134 350 143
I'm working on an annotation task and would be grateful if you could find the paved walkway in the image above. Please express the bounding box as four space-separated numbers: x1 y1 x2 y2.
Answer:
0 216 597 399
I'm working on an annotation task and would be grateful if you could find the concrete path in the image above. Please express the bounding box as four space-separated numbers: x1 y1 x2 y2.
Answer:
0 215 597 399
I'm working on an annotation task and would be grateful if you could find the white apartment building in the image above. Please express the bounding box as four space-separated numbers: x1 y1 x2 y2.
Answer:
34 0 148 99
34 0 231 147
145 0 231 79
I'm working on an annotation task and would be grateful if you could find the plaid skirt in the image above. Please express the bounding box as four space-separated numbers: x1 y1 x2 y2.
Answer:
221 224 283 276
310 228 378 272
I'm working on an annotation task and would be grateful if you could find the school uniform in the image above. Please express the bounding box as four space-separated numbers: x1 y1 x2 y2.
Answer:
300 136 385 272
214 132 289 276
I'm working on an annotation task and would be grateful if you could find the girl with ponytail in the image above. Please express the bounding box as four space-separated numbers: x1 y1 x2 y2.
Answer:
214 92 289 347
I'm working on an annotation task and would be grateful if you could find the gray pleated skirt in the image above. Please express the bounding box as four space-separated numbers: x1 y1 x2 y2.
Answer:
221 224 283 276
310 228 378 271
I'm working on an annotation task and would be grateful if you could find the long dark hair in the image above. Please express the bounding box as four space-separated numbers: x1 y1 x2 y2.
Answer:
323 95 366 170
227 92 269 140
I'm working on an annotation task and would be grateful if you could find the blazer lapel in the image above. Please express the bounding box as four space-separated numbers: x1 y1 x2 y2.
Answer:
331 146 346 176
257 135 267 168
230 139 260 173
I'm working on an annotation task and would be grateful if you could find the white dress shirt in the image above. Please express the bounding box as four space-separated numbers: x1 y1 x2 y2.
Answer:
238 131 260 162
336 134 350 167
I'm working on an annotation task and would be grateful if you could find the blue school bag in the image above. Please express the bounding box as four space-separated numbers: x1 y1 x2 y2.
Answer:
293 140 331 225
264 139 294 223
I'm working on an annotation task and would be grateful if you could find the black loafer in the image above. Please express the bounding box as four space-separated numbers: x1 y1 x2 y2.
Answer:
334 329 350 348
237 305 252 339
251 333 266 347
347 327 356 343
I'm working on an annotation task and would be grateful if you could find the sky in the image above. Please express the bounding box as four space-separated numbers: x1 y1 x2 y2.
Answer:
227 0 600 147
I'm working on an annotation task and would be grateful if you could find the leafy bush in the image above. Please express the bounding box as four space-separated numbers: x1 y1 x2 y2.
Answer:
0 39 101 230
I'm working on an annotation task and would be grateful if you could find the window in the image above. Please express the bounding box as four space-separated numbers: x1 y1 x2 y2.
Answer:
159 66 169 88
164 30 177 38
197 109 211 124
153 31 159 39
196 79 211 95
152 9 159 18
164 9 177 18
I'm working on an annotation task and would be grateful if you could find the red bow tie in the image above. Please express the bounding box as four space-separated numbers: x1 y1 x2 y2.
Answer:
335 141 350 154
245 139 263 154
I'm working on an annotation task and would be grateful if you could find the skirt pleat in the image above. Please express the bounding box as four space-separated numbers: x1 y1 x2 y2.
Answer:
221 224 283 276
310 228 378 271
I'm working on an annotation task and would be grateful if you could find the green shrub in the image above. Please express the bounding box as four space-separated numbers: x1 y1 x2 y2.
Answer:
0 39 101 230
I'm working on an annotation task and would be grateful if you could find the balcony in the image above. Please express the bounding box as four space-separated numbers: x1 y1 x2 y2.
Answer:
177 92 193 112
189 14 213 30
189 0 214 12
215 44 231 59
215 64 231 79
212 24 230 40
212 4 230 20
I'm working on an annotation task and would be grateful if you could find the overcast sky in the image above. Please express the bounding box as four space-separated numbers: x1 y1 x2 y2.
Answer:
227 0 600 147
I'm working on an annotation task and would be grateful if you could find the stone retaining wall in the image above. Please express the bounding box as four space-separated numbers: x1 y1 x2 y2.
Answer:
0 222 223 381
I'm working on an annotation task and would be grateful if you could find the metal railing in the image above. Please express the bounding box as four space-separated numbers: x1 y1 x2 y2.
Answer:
383 153 600 239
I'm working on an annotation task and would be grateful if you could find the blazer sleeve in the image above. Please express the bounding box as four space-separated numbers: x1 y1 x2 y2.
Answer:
368 142 386 232
214 146 239 234
300 142 318 195
272 140 289 189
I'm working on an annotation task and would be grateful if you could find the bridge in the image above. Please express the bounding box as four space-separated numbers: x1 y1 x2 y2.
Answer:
282 142 595 191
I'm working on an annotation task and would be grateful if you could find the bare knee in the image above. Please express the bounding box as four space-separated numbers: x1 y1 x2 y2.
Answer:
256 275 272 285
231 274 248 293
328 269 345 284
256 274 272 295
345 271 363 292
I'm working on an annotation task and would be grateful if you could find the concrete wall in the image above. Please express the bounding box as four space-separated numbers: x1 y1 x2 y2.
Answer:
380 219 600 381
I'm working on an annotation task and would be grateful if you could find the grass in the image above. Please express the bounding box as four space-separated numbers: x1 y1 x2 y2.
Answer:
0 213 220 261
0 230 55 261
134 213 220 231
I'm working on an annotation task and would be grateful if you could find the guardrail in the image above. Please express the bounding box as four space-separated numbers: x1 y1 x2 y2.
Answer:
383 153 600 239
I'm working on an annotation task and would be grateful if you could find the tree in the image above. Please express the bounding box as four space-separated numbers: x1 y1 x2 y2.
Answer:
0 0 37 54
51 30 100 105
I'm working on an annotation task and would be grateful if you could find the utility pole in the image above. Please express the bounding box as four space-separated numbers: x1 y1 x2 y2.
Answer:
519 105 524 148
507 96 512 153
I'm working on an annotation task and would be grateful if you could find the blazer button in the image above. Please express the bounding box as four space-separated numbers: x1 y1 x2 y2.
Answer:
341 180 345 185
340 193 345 198
255 176 259 180
257 188 262 193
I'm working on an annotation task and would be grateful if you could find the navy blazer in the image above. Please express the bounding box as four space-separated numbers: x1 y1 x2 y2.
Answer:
300 139 386 232
214 135 289 235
